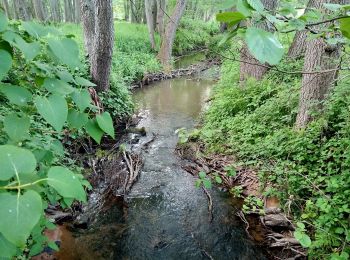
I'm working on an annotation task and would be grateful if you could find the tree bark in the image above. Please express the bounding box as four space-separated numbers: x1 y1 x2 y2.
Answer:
74 0 81 23
157 0 187 69
1 0 12 19
49 0 61 22
288 0 318 59
295 0 345 128
14 0 30 20
156 0 165 35
32 0 46 21
239 0 278 82
124 0 130 21
80 0 95 58
145 0 156 49
90 0 114 92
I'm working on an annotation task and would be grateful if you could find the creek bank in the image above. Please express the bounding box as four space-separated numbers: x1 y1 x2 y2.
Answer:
176 141 307 260
131 58 221 89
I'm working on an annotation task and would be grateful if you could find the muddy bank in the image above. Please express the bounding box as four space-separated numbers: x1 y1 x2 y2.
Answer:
177 141 307 259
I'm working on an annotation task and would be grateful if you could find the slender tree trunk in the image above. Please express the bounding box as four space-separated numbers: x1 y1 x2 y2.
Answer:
1 0 12 19
124 0 130 21
288 0 318 59
80 0 95 58
90 0 114 92
295 0 344 128
130 0 137 22
239 0 278 82
157 0 186 69
14 0 30 20
32 0 46 21
74 0 81 23
145 0 156 49
49 0 61 22
156 0 165 35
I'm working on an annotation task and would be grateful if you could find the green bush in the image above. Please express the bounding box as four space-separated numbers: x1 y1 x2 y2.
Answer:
201 58 350 258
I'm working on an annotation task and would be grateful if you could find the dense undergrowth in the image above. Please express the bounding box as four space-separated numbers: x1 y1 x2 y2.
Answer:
200 56 350 258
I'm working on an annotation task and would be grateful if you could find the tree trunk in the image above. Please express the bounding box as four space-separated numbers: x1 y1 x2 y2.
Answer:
295 0 344 128
156 0 165 35
14 0 30 20
74 0 81 23
64 0 74 22
80 0 95 58
130 0 137 22
49 0 61 22
157 0 187 69
1 0 12 19
145 0 156 49
239 0 278 82
32 0 46 21
90 0 114 92
124 0 130 21
288 0 318 58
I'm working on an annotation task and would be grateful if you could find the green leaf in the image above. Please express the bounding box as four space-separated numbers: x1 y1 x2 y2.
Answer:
0 9 8 32
340 18 350 39
14 37 41 61
0 50 12 80
203 179 212 189
245 27 284 65
215 176 223 184
4 114 30 142
75 76 96 87
216 12 245 24
85 119 104 144
294 231 312 248
47 241 59 251
47 166 86 202
0 233 17 258
43 78 74 95
323 3 342 11
0 190 42 247
22 21 48 38
35 94 68 131
199 171 206 179
71 89 92 111
96 112 115 138
67 110 88 129
0 145 37 181
57 70 75 83
0 84 32 106
237 0 253 17
47 38 80 70
247 0 264 12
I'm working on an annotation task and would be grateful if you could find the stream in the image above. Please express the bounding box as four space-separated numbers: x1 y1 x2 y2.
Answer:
54 66 266 259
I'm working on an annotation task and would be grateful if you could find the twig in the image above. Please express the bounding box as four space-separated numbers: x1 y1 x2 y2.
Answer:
202 187 213 223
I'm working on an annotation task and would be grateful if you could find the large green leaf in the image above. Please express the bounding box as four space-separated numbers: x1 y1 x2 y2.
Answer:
22 21 48 38
0 50 12 80
0 9 8 32
96 112 115 138
0 145 37 181
67 110 88 129
0 84 32 106
237 0 253 17
0 190 42 247
57 70 75 83
14 37 41 61
35 94 68 131
216 12 245 25
85 119 104 144
247 0 264 12
47 38 80 70
71 89 92 111
47 166 86 202
245 27 284 65
75 76 96 87
43 78 74 95
340 18 350 39
4 114 30 142
294 231 312 248
0 233 17 258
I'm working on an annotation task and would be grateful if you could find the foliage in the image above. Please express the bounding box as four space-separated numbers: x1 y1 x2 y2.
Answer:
0 13 114 257
217 0 350 65
200 57 350 258
173 17 220 56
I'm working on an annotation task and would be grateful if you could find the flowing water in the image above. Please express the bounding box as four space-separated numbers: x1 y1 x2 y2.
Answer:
54 71 266 260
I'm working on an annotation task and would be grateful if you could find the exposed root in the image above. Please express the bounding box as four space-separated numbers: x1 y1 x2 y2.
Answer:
201 187 213 223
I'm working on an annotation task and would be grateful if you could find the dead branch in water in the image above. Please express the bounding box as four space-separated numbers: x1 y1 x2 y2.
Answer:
202 187 213 223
